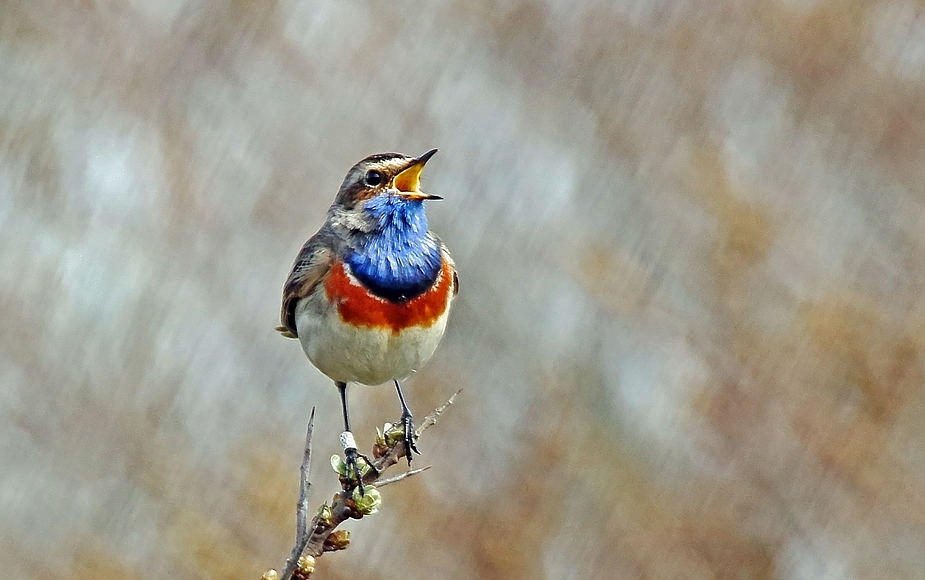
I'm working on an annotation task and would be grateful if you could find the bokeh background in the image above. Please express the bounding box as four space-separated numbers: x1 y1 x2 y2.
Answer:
3 1 925 578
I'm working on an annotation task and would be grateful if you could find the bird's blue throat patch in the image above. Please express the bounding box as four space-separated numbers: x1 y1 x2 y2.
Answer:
346 194 442 303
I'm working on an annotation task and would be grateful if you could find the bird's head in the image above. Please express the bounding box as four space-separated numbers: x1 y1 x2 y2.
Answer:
333 148 441 209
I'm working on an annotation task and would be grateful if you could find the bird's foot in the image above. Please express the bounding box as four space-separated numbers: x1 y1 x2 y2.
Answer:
343 447 376 494
339 431 378 494
400 410 420 466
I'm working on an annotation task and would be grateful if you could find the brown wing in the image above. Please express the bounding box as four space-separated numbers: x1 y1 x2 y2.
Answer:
434 233 459 297
276 232 334 339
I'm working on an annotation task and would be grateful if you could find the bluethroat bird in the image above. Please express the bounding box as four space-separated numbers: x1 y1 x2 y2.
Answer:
277 149 458 487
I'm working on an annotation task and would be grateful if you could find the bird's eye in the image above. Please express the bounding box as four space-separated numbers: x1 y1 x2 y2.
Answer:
364 170 383 187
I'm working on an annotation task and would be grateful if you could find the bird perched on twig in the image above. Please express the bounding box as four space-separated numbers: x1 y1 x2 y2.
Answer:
277 149 458 487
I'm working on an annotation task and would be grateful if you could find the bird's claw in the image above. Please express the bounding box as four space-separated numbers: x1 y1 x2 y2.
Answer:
400 411 420 465
343 447 377 494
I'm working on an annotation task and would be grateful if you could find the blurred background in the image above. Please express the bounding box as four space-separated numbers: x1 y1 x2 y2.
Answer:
2 0 925 578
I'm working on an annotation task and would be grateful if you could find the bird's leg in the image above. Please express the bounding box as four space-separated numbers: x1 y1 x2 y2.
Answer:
336 381 376 493
393 379 420 465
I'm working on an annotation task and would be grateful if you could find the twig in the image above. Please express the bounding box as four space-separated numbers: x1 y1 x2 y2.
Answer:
414 388 461 435
297 407 315 541
370 388 463 474
264 390 462 580
278 407 315 580
375 465 432 488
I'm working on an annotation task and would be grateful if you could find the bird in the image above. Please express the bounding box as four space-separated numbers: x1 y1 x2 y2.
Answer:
277 149 458 487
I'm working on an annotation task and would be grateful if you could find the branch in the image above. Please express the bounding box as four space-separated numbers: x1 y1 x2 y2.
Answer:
262 389 462 580
275 407 315 580
375 465 431 488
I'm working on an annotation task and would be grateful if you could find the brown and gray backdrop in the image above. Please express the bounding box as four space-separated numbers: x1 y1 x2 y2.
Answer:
3 1 925 578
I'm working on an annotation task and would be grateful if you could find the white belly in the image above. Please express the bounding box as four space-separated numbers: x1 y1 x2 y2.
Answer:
294 295 450 385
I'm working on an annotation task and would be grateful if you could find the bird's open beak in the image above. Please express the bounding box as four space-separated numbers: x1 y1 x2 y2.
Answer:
393 148 442 200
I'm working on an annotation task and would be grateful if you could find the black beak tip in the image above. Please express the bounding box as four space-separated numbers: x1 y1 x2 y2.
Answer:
417 148 438 163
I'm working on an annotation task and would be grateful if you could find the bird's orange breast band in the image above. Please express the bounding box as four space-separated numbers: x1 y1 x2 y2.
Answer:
325 259 452 333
